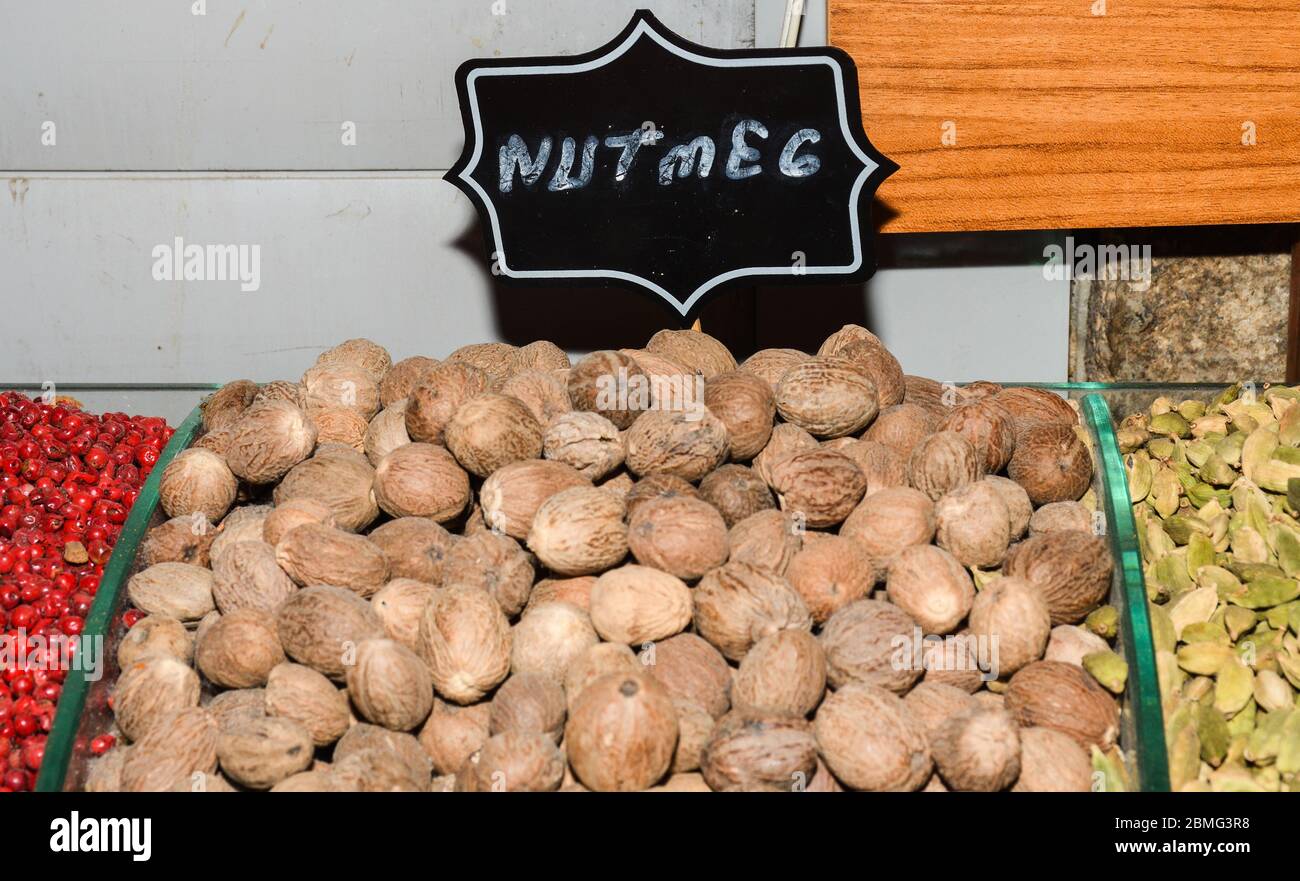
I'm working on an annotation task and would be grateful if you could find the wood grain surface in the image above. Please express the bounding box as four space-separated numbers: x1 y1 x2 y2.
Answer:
830 0 1300 232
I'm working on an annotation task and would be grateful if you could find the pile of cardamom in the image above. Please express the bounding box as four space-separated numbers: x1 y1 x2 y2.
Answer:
1121 383 1300 792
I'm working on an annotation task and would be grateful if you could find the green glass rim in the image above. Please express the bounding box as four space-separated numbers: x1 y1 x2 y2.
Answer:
34 403 207 792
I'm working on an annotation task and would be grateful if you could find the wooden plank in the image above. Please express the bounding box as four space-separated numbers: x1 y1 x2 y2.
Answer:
1289 239 1300 384
829 0 1300 232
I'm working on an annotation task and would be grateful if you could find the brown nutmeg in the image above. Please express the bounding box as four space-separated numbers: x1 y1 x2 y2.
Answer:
627 495 728 580
931 708 1021 792
563 642 641 713
367 517 457 584
990 386 1078 441
117 615 192 669
727 509 802 575
624 473 701 519
302 364 381 418
1012 726 1093 792
751 422 819 486
218 716 315 789
775 355 879 438
379 355 440 408
314 337 392 384
624 408 730 483
418 699 491 776
834 337 906 408
457 730 565 792
527 486 628 576
275 585 384 679
903 374 949 414
645 328 737 378
206 688 267 733
363 402 412 466
346 638 434 731
901 681 979 741
510 601 599 683
211 540 298 615
704 371 776 459
967 576 1051 676
1005 660 1120 749
264 661 351 747
119 707 219 792
335 723 432 780
500 368 573 425
223 400 318 485
697 464 774 527
693 561 812 662
671 700 716 774
446 341 520 388
445 393 544 477
479 459 591 540
489 673 566 743
196 607 285 688
262 497 336 547
525 576 596 614
160 448 238 523
1001 530 1112 625
1007 423 1093 505
371 578 439 651
565 672 679 791
908 431 982 501
731 630 826 718
767 448 866 528
253 379 305 409
306 404 369 451
113 655 201 741
404 362 490 444
210 504 272 559
982 474 1033 539
864 403 936 459
589 564 693 644
639 633 728 720
441 531 534 617
141 514 216 568
813 682 932 792
699 711 818 792
275 522 389 596
934 479 1012 568
937 401 1016 474
785 535 875 624
542 411 623 479
839 439 909 497
331 745 427 792
127 562 215 622
922 631 988 693
885 545 974 635
568 350 649 429
1029 500 1095 536
819 599 922 694
516 339 571 371
737 347 810 390
841 486 936 570
273 448 379 532
202 380 258 432
419 586 512 703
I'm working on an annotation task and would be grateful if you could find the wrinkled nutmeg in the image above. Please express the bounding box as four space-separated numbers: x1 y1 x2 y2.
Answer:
840 486 935 570
642 632 732 719
589 564 693 645
704 371 776 459
211 540 297 615
479 459 591 540
445 393 544 477
774 355 879 438
784 535 875 625
819 599 923 694
767 448 866 528
224 400 318 484
275 585 384 679
967 576 1051 677
565 672 679 791
885 544 974 635
419 586 512 704
440 531 534 617
813 682 932 792
367 516 457 584
624 408 730 483
730 630 826 718
373 442 471 521
195 607 285 688
699 711 818 792
693 561 812 662
934 479 1012 568
160 448 238 523
1007 423 1092 505
526 486 629 576
1005 660 1120 749
275 522 390 597
542 411 624 480
697 464 774 528
509 601 598 683
346 638 434 732
930 708 1021 792
627 495 728 580
1002 530 1113 625
727 509 802 575
908 431 982 501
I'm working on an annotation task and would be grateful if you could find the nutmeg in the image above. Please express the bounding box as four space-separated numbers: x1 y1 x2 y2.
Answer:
370 578 438 652
1005 660 1120 749
785 535 875 624
419 586 512 703
446 341 520 388
273 447 379 532
542 411 623 479
568 350 648 429
211 540 297 614
264 661 351 746
931 708 1021 792
589 564 693 644
1012 726 1093 792
1001 530 1112 625
693 561 812 662
838 439 909 497
737 347 809 390
1029 500 1095 536
840 486 936 570
195 607 285 688
1007 423 1092 505
363 402 412 466
202 380 258 433
885 544 974 634
703 371 775 460
119 707 219 792
418 699 491 776
489 673 566 743
510 601 598 683
500 368 573 425
331 746 427 792
445 393 544 477
699 711 817 792
206 688 267 733
990 386 1078 441
731 630 826 718
405 362 490 444
127 562 215 622
967 576 1051 677
117 615 193 669
114 655 201 741
380 355 440 408
565 672 679 791
346 638 434 731
934 479 1012 568
479 459 591 540
437 532 530 616
645 328 736 378
224 400 318 484
217 716 315 789
819 599 922 694
864 403 936 459
982 474 1033 539
314 337 392 384
524 576 596 614
751 422 818 486
727 509 802 574
775 355 879 438
275 585 384 679
306 404 369 451
275 522 389 596
367 516 457 584
457 730 565 792
335 723 432 782
302 363 381 418
922 631 988 693
563 642 641 713
160 448 238 523
901 681 978 741
697 464 774 527
908 431 982 501
210 504 272 559
642 632 731 719
624 473 701 519
526 486 628 576
937 401 1016 474
813 682 932 792
518 340 571 370
671 700 715 774
141 514 216 568
624 408 730 482
253 379 305 408
766 448 866 528
626 495 727 580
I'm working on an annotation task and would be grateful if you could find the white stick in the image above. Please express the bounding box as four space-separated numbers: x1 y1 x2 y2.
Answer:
779 0 806 49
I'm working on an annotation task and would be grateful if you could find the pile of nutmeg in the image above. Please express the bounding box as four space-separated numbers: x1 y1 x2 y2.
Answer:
86 327 1127 793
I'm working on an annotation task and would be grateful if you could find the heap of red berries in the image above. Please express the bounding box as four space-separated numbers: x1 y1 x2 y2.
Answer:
0 391 171 791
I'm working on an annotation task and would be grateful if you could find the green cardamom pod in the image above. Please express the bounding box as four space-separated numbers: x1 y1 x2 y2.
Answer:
1265 602 1296 631
1146 519 1177 560
1150 411 1191 438
1229 526 1272 566
1196 703 1231 767
1277 651 1300 689
1127 451 1153 502
1253 669 1295 713
1197 565 1245 603
1181 621 1231 646
1289 602 1300 637
1288 477 1300 513
1193 414 1232 438
1177 642 1233 676
1213 383 1242 409
1163 514 1210 546
1167 723 1202 791
1226 698 1257 738
1241 426 1280 483
1214 658 1255 716
1090 746 1129 793
1179 400 1208 422
1157 651 1186 710
1184 438 1214 468
1116 426 1150 453
1278 401 1300 446
1223 605 1257 642
1254 459 1300 494
1182 676 1215 702
1185 532 1216 578
1271 525 1300 577
1147 437 1176 461
1083 650 1128 694
1085 605 1119 640
1275 711 1300 775
1198 453 1238 487
1228 562 1287 583
1245 707 1291 763
1273 445 1300 466
1149 605 1178 654
1216 431 1248 467
1186 482 1233 509
1172 461 1197 490
1227 576 1300 610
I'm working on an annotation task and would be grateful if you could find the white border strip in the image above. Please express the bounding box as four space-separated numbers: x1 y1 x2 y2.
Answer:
459 19 879 316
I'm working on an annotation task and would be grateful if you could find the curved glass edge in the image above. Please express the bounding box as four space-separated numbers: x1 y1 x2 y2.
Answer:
1083 394 1171 792
35 403 207 792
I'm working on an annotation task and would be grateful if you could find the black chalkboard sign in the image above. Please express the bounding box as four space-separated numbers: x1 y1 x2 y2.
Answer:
446 10 897 319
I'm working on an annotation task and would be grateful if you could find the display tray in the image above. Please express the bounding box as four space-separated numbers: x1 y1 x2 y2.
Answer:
34 384 1171 792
